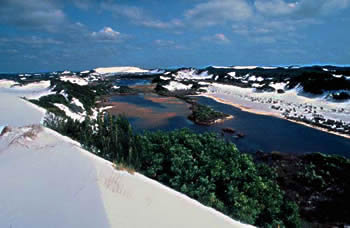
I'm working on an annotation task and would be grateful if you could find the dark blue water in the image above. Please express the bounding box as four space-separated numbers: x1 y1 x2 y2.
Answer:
115 79 151 86
110 93 350 157
195 97 350 157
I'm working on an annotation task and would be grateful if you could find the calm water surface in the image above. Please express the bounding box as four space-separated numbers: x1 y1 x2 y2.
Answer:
115 79 151 86
110 93 350 157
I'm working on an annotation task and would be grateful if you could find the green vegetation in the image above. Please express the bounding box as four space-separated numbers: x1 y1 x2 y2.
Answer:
331 91 350 100
44 113 300 227
51 79 110 112
29 94 69 117
288 72 350 94
44 113 141 169
256 151 350 226
188 103 231 125
29 79 112 118
138 129 300 227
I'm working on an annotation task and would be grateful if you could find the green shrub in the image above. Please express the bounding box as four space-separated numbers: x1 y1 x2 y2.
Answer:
138 129 300 227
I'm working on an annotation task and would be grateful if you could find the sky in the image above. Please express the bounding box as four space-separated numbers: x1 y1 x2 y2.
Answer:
1 0 350 72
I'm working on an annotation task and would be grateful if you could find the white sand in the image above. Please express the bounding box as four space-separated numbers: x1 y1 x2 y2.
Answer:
0 89 46 127
60 75 88 86
0 80 54 100
0 79 16 88
0 83 252 228
0 125 252 228
233 66 258 70
54 103 85 122
71 97 85 110
160 76 171 80
173 69 213 80
94 66 149 74
163 81 193 91
12 80 51 90
203 83 350 126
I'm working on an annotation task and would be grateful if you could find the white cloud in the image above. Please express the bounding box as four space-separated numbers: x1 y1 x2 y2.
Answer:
0 36 63 46
255 0 297 16
101 2 183 29
0 0 66 32
91 27 122 41
153 39 186 49
185 0 253 26
203 33 231 44
255 0 350 18
183 0 349 44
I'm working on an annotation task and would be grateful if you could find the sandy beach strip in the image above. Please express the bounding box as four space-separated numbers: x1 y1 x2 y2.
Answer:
201 93 350 140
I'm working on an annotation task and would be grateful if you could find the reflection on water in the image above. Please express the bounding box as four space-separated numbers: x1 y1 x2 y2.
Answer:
108 94 191 129
108 93 350 157
115 79 151 86
195 96 350 157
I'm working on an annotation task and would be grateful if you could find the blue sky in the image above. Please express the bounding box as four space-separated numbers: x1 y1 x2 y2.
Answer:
1 0 350 72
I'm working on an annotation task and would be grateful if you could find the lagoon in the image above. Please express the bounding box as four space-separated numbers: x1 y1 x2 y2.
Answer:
109 93 350 157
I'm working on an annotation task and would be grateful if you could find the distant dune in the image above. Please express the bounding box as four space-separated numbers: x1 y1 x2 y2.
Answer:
94 66 149 74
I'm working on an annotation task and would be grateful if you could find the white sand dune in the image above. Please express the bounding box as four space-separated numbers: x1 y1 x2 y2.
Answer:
0 90 46 127
94 66 149 74
60 75 88 86
0 82 252 228
163 81 193 91
0 79 17 88
0 125 252 228
0 81 50 126
233 66 258 70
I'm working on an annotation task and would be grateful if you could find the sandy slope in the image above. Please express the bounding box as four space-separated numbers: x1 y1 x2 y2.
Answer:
0 126 252 228
0 88 46 127
94 66 149 74
0 83 252 227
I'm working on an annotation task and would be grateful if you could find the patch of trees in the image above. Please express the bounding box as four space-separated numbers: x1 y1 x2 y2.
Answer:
51 79 112 112
44 113 141 169
331 91 350 100
30 79 114 118
44 113 300 227
255 151 350 226
29 94 69 117
188 103 231 125
287 72 350 94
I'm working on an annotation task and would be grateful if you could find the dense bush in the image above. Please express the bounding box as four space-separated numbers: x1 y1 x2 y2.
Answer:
29 94 69 117
44 113 141 169
44 113 300 227
51 79 111 112
188 103 230 124
288 72 350 94
256 152 350 225
331 92 350 100
138 129 300 227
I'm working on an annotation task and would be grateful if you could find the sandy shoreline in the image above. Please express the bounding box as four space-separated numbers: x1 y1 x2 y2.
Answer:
201 93 350 140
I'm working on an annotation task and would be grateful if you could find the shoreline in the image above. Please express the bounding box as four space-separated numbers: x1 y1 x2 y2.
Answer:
201 93 350 140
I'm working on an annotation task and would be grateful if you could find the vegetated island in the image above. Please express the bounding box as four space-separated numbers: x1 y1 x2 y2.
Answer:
105 83 233 126
188 102 233 125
